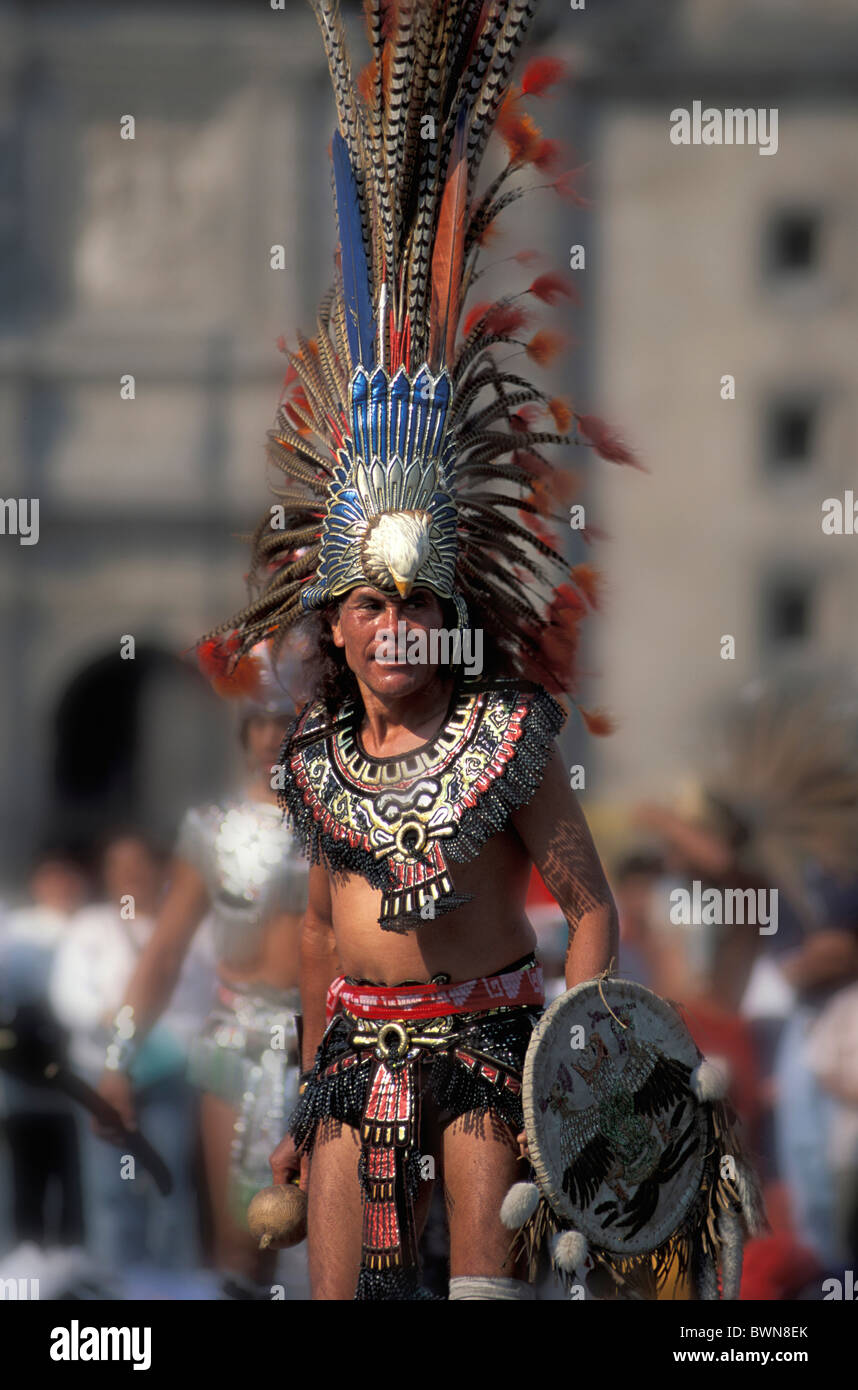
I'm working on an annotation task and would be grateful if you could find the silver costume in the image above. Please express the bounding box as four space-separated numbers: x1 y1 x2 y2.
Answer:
176 800 308 1218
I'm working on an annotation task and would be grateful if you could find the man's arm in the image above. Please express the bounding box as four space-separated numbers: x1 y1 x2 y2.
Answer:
299 863 340 1073
95 856 209 1133
119 857 210 1033
512 744 618 988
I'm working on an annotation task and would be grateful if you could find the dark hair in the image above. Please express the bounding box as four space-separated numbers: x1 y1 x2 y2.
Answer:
96 828 169 869
613 851 665 884
29 844 86 876
238 708 293 750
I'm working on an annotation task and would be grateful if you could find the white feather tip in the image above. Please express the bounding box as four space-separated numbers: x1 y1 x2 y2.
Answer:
500 1182 540 1230
691 1056 729 1102
551 1229 589 1273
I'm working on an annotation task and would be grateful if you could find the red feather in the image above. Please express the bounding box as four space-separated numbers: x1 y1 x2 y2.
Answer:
521 58 566 98
578 706 615 737
549 469 580 506
526 332 566 368
533 138 562 173
547 395 573 431
510 406 538 432
497 108 543 166
514 249 542 265
197 635 262 699
381 44 392 102
550 583 586 619
570 562 602 609
528 272 577 306
550 169 590 206
513 448 551 479
576 414 643 469
357 60 375 107
526 479 552 515
463 301 491 338
378 0 399 39
537 584 586 691
482 303 529 338
528 469 580 511
429 108 469 367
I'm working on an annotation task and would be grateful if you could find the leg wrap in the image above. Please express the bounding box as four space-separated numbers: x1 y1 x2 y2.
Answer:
448 1275 536 1301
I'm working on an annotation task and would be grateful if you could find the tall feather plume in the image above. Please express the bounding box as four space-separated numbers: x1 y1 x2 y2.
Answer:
467 1 538 178
331 130 376 371
358 13 396 300
403 8 449 352
383 1 414 245
396 1 442 283
428 105 468 369
311 0 373 274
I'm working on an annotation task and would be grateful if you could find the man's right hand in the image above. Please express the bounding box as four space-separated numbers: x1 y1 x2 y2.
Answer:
94 1070 137 1142
270 1132 307 1189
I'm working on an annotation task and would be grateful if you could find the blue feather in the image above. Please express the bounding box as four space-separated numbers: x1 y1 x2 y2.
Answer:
331 130 376 372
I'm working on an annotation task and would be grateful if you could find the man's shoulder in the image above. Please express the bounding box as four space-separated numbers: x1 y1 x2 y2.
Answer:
295 697 335 732
476 679 566 732
286 697 346 749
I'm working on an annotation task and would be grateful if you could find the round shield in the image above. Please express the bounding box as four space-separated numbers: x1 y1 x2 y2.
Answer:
523 978 708 1256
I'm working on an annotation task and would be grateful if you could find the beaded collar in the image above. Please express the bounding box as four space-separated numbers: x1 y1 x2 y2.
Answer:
277 681 564 932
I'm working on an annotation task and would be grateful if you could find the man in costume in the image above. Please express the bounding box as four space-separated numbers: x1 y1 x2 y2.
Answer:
204 0 638 1299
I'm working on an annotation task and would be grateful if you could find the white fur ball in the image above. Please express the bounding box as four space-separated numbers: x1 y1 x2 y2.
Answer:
691 1056 729 1102
551 1229 589 1273
500 1182 540 1230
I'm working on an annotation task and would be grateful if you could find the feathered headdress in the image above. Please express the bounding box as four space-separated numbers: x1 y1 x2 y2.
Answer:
204 0 637 703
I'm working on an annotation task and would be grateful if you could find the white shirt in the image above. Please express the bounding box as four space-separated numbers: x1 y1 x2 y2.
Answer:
49 903 216 1077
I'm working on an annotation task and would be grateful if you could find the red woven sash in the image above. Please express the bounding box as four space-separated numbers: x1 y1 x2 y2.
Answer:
326 963 544 1022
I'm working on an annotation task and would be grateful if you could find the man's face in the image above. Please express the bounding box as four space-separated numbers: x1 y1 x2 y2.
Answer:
244 714 293 772
30 860 87 916
330 585 445 700
103 838 160 908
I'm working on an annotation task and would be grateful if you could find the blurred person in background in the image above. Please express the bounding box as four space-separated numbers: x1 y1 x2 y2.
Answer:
530 850 664 998
629 804 764 1152
524 868 569 1002
807 967 858 1265
636 682 858 1274
609 850 664 989
0 849 89 1249
94 645 309 1298
49 832 214 1277
776 868 858 1270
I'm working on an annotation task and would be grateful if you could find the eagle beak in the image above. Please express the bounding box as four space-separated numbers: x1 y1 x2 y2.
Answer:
392 574 412 599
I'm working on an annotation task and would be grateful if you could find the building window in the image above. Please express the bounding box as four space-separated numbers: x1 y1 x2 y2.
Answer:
763 577 813 646
763 208 822 283
764 396 818 475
